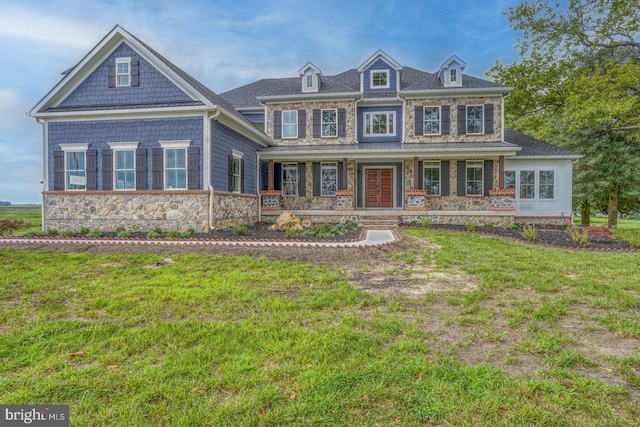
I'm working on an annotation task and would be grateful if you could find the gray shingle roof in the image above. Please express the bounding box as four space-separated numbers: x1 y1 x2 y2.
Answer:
505 130 580 157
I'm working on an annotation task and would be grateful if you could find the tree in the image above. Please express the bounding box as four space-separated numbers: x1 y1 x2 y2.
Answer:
489 0 640 226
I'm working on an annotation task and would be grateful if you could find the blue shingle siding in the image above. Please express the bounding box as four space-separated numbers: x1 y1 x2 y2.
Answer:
210 120 260 194
363 59 397 93
357 105 403 143
59 42 193 108
48 116 203 190
356 162 403 208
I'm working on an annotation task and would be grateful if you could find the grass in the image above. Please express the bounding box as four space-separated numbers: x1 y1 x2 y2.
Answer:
1 210 639 425
0 205 41 234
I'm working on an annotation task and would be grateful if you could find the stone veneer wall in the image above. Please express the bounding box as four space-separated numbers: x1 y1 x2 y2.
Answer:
212 191 259 229
266 101 355 145
402 213 514 227
514 216 571 226
43 191 209 232
404 96 503 143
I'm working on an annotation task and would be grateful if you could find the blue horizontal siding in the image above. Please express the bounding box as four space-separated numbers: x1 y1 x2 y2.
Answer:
363 58 397 93
357 105 403 143
211 120 261 194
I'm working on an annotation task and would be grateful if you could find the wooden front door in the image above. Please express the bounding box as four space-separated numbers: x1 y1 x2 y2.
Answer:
365 169 394 208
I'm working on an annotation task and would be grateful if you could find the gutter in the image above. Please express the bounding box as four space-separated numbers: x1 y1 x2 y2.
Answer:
399 87 513 99
258 92 361 103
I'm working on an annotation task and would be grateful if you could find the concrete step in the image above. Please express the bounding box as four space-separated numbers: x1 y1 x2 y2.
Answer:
359 216 399 229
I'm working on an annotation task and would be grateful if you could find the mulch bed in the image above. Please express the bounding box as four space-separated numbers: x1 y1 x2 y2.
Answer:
408 223 640 251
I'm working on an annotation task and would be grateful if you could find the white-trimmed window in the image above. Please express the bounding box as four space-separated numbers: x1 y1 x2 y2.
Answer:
371 70 389 88
59 143 89 191
321 109 337 137
450 69 457 83
364 112 395 136
282 110 298 139
424 106 441 135
504 171 516 191
466 161 484 196
321 162 337 196
109 142 138 190
282 162 298 196
159 140 190 190
116 57 131 87
423 161 441 195
231 150 243 193
539 171 554 199
466 105 484 134
519 171 535 199
306 75 313 88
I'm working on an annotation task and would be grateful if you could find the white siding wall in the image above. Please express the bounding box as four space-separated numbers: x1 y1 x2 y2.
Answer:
504 158 573 217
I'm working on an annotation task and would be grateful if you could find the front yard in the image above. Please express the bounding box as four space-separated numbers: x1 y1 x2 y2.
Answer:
1 227 638 425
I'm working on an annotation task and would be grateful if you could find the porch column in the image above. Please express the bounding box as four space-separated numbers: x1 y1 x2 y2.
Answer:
268 159 274 191
499 156 504 189
413 157 419 189
342 158 348 190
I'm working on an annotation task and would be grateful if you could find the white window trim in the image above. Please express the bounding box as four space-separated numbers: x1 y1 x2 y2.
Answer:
281 110 298 139
281 162 298 196
364 111 396 136
108 141 139 150
422 160 441 196
321 108 338 138
465 160 484 196
231 150 243 193
370 69 390 89
538 170 555 200
60 145 89 192
116 57 131 88
466 105 484 135
306 74 313 88
113 149 136 191
423 106 441 135
507 169 556 201
320 162 338 197
163 147 188 190
159 140 191 149
450 69 457 82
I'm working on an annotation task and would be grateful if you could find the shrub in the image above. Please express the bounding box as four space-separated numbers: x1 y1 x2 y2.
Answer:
88 230 102 238
115 226 126 234
422 218 432 229
0 219 30 236
232 224 247 236
116 230 131 238
584 225 614 241
180 229 195 238
284 225 297 239
153 227 163 235
307 222 333 238
222 227 233 233
465 220 475 232
146 230 161 239
568 227 589 245
167 231 181 238
484 222 494 228
47 229 59 236
61 230 75 238
521 224 537 241
80 227 90 235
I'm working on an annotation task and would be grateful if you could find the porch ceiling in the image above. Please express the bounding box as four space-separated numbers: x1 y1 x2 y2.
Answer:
258 142 519 160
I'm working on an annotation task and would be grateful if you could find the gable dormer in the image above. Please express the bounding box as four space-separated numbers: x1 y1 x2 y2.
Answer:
357 49 402 93
437 55 466 88
298 62 323 93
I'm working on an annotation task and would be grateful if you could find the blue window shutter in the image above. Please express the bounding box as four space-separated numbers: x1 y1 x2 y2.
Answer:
240 158 245 193
338 109 347 137
297 163 306 196
457 105 466 135
484 160 493 196
152 148 164 190
86 149 98 191
484 104 494 134
337 161 344 191
136 148 147 190
102 149 113 191
53 151 64 191
441 161 450 196
228 154 234 192
108 64 116 88
312 109 321 138
415 106 423 135
442 105 450 135
457 161 466 196
312 162 321 196
187 147 199 190
130 60 139 87
273 111 282 139
274 162 282 191
260 161 268 191
417 161 424 190
298 109 306 138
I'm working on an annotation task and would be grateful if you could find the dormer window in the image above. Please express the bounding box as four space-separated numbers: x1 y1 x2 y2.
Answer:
116 57 131 87
306 75 313 88
299 62 323 93
438 55 466 88
371 70 389 88
450 69 457 83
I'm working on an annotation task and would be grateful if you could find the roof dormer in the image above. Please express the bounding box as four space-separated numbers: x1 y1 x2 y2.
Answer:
437 55 466 88
357 49 402 93
298 62 324 93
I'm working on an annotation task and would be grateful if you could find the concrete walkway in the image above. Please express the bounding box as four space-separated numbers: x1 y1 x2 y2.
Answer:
0 229 400 248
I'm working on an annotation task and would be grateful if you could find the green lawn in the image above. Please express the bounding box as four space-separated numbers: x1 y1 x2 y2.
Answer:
574 216 640 229
1 230 639 426
0 205 41 234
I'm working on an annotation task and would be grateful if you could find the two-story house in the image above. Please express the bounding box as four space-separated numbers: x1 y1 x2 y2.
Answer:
31 26 579 233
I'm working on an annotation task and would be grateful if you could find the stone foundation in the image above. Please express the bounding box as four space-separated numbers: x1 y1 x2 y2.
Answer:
424 196 492 211
402 213 514 227
515 216 571 226
212 191 259 230
43 191 210 232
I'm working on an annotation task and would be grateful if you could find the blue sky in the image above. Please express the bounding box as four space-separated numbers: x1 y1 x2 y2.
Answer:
0 0 523 204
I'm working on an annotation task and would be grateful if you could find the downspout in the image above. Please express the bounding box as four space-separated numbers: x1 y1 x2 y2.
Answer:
208 109 221 230
258 100 267 222
397 93 406 144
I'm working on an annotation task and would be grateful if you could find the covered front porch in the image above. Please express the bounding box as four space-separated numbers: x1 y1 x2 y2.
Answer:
257 142 519 227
